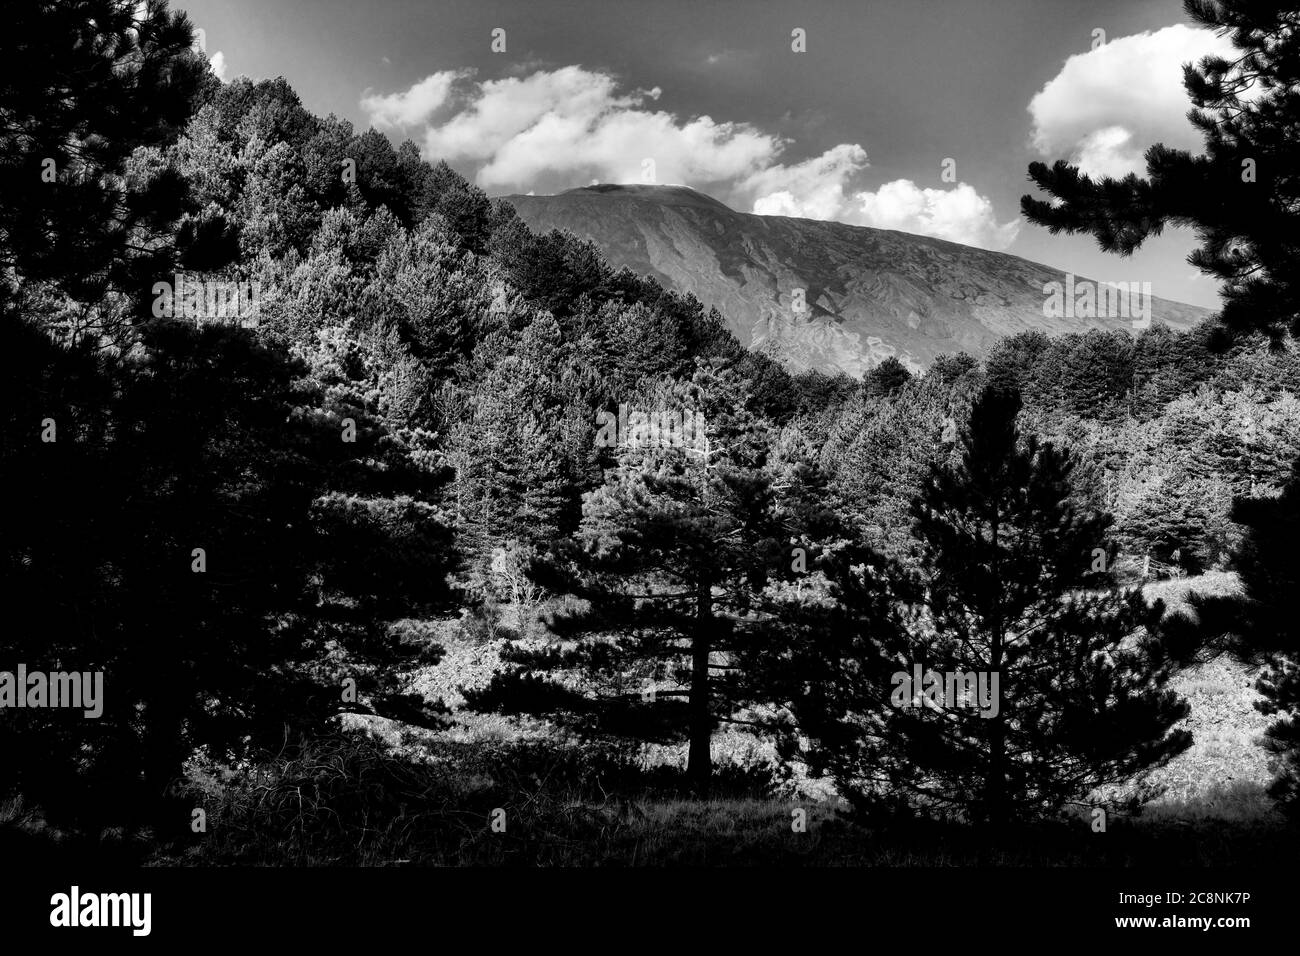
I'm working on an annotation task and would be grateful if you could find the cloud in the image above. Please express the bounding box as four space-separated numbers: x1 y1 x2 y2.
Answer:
746 144 870 220
364 66 781 191
362 66 1018 250
741 146 1019 249
854 180 1021 249
1027 24 1236 177
361 70 468 128
208 50 227 82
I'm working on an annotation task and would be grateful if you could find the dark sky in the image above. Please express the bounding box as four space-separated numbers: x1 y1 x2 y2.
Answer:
177 0 1226 308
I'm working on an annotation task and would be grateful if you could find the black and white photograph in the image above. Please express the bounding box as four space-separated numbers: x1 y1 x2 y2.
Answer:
1 0 1295 938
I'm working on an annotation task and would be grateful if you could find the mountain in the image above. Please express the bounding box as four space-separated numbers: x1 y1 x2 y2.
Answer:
499 184 1213 377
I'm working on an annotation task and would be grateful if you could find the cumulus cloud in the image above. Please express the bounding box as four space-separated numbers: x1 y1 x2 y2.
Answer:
1027 24 1235 178
741 146 1019 249
364 66 780 190
746 144 870 220
362 66 1019 250
361 71 468 128
208 50 227 82
853 180 1021 249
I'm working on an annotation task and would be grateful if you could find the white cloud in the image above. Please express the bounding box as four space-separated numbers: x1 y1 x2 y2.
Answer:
853 180 1021 249
361 70 468 128
1069 126 1137 180
746 144 870 220
367 66 780 191
741 146 1019 249
362 66 1018 250
208 50 227 82
1027 24 1235 178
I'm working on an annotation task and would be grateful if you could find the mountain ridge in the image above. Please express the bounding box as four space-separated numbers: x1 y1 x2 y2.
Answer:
499 183 1213 377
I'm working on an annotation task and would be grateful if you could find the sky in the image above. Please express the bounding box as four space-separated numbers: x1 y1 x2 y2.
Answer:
177 0 1230 308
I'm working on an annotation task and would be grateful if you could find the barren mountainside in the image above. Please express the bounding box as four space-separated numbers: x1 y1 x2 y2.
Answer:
501 184 1212 376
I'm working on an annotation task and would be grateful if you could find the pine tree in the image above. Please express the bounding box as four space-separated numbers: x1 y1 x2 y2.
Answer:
862 355 913 398
0 0 218 326
1058 330 1134 420
419 161 493 253
985 331 1051 400
828 372 974 562
465 361 787 788
1119 468 1237 572
804 385 1192 824
1022 0 1300 342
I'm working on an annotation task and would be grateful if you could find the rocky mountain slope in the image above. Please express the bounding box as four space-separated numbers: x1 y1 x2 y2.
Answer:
501 184 1212 376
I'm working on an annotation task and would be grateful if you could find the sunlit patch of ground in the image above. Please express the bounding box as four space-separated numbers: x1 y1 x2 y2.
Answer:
1120 572 1280 822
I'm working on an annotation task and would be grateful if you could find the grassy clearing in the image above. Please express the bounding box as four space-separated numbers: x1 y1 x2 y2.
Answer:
1128 572 1278 817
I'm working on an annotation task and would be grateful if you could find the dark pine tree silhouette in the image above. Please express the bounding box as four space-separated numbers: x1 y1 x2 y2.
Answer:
1022 0 1300 343
0 0 223 327
0 312 457 830
797 386 1192 825
1023 0 1300 818
0 2 456 834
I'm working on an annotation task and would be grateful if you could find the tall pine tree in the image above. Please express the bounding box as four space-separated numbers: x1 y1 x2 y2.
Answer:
466 361 789 787
798 386 1192 824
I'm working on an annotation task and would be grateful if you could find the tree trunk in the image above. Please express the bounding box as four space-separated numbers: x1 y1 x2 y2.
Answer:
985 504 1007 829
686 580 713 791
986 707 1007 829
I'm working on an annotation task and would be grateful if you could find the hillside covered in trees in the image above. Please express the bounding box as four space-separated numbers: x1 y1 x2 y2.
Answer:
3 0 1298 869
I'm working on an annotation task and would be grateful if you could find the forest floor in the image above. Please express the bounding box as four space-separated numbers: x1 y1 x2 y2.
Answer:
404 570 1280 823
8 572 1291 866
167 568 1273 866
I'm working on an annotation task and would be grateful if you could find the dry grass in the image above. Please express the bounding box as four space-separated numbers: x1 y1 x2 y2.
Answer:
1122 572 1279 822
